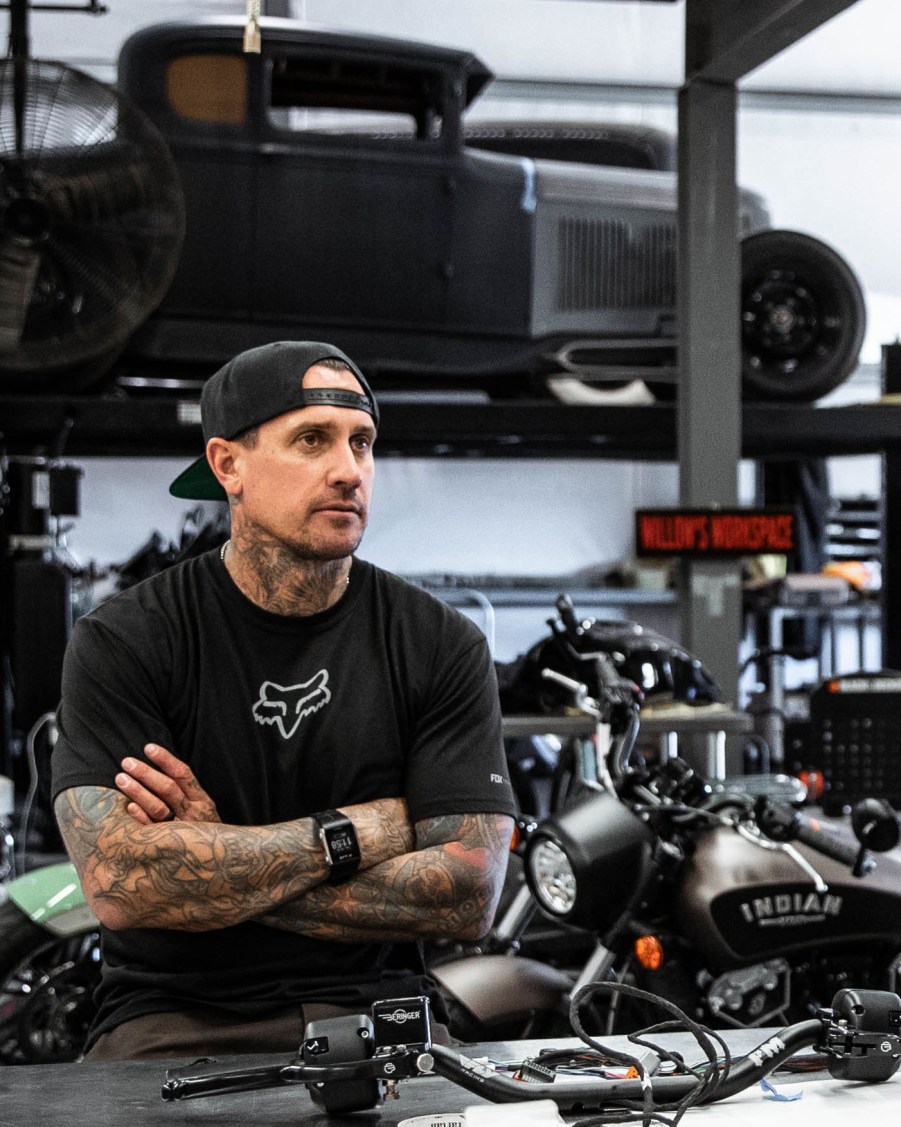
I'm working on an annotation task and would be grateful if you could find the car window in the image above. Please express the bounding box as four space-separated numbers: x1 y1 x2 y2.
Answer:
268 54 444 142
166 54 248 125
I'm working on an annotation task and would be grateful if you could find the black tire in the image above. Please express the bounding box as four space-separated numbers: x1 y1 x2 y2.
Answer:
740 229 866 402
0 899 100 1064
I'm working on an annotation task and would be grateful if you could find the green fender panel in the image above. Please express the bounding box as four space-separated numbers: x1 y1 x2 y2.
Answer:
6 861 98 937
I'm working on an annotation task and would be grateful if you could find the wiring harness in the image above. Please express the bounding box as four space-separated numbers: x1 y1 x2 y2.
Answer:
160 985 901 1123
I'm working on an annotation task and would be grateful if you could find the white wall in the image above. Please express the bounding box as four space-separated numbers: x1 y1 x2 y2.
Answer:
66 456 685 660
66 458 677 576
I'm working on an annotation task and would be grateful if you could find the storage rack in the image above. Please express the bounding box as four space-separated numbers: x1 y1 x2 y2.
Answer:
0 0 879 781
1 394 895 669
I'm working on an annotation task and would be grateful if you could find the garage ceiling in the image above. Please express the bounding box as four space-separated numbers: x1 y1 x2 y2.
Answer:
18 0 901 97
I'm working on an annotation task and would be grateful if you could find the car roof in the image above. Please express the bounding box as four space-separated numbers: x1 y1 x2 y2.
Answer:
118 16 495 109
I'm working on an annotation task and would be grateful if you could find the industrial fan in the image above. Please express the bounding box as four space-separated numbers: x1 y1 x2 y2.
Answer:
0 55 185 390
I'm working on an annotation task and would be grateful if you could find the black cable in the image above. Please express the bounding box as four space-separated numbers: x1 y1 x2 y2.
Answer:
572 1110 679 1127
628 1018 731 1080
428 1018 822 1113
567 981 731 1127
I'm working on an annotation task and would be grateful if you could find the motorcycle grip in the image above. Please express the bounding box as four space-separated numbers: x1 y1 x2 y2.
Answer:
792 812 869 870
755 797 868 872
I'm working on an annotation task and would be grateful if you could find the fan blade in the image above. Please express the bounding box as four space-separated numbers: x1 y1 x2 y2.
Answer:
43 156 156 225
0 237 40 350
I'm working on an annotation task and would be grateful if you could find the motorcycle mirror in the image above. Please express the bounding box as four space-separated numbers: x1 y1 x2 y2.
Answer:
555 593 580 637
851 798 900 854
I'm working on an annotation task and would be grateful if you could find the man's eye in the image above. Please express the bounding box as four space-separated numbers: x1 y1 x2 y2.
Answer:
298 432 321 447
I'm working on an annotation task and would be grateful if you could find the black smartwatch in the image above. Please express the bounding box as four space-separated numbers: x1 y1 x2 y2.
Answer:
312 809 361 884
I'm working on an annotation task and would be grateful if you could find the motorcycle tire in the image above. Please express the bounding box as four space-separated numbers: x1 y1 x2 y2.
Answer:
0 899 100 1064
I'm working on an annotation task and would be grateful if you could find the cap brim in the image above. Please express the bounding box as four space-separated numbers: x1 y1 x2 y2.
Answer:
169 455 227 501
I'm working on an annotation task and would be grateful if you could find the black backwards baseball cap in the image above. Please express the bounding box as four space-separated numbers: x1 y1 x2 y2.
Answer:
169 341 379 501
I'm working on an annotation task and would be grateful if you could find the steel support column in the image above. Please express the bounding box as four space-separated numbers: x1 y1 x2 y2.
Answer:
882 344 901 672
676 75 743 723
676 0 861 761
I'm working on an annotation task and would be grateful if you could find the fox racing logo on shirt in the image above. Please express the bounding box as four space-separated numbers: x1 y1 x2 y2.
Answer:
252 670 331 739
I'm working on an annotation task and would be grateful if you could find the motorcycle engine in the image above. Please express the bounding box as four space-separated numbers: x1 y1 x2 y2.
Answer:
701 959 792 1027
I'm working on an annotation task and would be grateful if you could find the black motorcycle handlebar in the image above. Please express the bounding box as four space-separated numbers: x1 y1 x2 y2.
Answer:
161 1020 825 1108
162 1012 896 1111
429 1019 824 1110
161 1054 419 1101
792 811 869 872
755 797 873 875
162 1060 303 1100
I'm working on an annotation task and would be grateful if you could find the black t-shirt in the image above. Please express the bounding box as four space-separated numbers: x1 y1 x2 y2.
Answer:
51 552 516 1042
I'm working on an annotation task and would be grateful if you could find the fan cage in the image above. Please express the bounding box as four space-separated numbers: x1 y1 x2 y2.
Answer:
0 58 185 384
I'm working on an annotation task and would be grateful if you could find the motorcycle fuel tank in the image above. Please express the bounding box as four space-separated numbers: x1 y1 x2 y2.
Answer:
675 824 901 966
5 861 96 938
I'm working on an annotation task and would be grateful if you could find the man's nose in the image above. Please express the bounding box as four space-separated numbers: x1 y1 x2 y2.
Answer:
327 443 363 485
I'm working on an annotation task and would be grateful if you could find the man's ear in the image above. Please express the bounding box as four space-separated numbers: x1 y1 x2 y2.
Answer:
206 438 243 499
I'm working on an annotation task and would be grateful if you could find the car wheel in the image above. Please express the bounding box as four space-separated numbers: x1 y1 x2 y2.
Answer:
740 229 866 402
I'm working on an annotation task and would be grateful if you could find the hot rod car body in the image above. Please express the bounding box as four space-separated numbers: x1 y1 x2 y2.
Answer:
0 16 867 400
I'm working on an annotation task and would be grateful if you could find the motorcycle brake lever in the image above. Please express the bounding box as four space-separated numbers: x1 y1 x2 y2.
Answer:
734 822 829 893
540 667 598 717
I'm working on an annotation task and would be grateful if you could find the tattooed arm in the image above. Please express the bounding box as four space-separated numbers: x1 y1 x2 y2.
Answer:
114 745 514 942
261 811 514 942
53 778 414 933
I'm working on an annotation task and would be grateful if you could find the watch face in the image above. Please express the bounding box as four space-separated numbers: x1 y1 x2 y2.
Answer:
318 814 361 877
325 826 355 862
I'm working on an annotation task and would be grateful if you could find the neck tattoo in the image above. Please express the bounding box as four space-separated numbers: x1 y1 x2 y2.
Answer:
219 539 350 590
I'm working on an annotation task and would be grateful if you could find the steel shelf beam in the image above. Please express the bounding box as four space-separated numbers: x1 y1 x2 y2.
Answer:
0 396 897 460
685 0 861 83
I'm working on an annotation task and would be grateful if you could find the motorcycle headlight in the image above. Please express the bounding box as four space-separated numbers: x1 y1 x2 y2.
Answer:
524 792 653 930
527 839 577 916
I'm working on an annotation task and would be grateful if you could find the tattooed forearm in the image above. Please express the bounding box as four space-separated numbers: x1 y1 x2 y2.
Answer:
54 786 415 933
262 812 514 942
55 785 322 932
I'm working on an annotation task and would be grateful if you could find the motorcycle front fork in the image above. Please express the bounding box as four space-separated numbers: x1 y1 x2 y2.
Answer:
490 877 627 1036
566 940 623 1034
492 881 620 994
570 940 619 996
490 883 537 950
